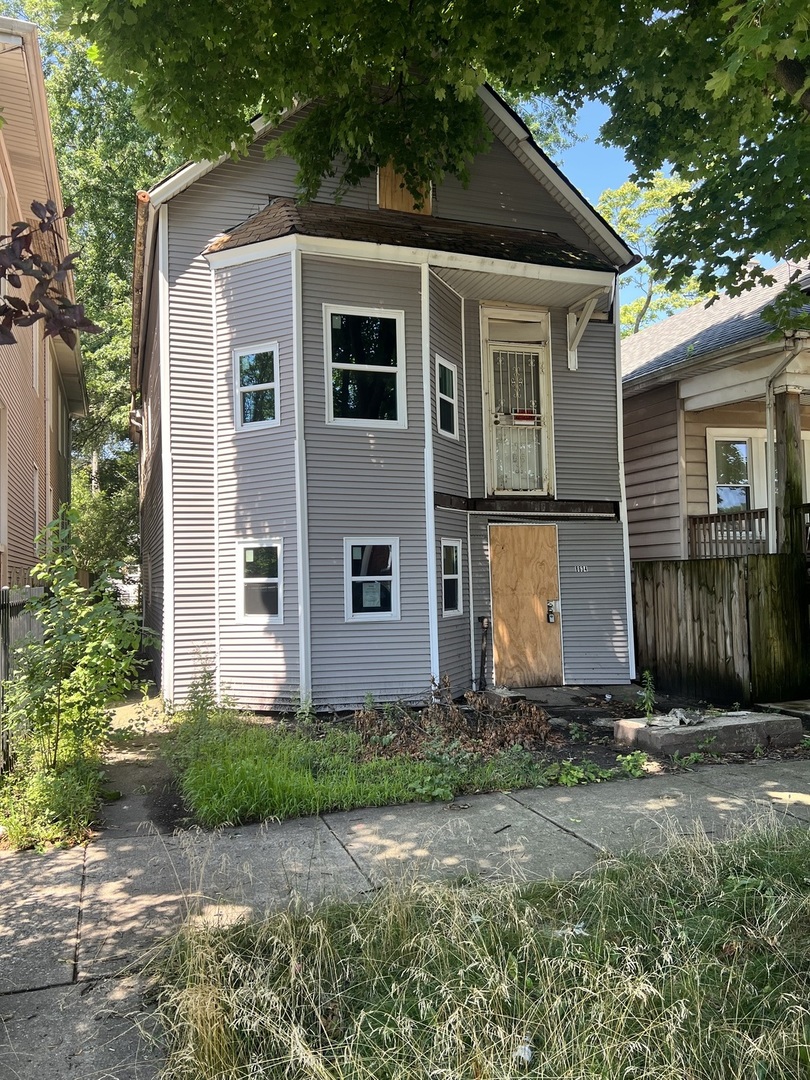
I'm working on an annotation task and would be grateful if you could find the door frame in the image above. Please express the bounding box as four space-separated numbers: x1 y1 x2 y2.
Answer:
487 521 565 687
479 305 555 498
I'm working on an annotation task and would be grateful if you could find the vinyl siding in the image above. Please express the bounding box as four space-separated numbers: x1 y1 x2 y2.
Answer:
429 275 467 495
624 384 684 560
301 255 431 707
557 520 630 683
551 315 621 500
468 516 494 688
163 132 377 703
213 254 299 708
435 508 472 695
435 137 605 259
465 301 486 498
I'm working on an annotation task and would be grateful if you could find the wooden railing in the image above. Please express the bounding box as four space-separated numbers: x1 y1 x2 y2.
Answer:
688 508 768 559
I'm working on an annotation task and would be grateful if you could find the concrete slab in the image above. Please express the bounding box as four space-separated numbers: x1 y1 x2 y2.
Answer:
77 832 194 980
0 848 85 993
0 976 160 1080
685 761 810 823
323 793 598 885
510 773 753 854
615 712 804 755
758 700 810 728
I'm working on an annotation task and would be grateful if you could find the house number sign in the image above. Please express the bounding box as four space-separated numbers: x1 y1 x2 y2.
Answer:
574 565 589 573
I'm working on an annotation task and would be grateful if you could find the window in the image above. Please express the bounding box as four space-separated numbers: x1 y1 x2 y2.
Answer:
436 356 458 439
325 306 406 427
344 538 400 620
238 540 282 621
234 342 279 430
441 539 462 616
714 438 751 511
32 323 40 393
32 465 39 548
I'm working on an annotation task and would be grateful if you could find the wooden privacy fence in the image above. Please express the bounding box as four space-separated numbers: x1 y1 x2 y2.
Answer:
633 555 809 705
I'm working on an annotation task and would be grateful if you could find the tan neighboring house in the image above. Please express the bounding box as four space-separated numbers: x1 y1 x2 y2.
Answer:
622 263 810 562
0 17 86 586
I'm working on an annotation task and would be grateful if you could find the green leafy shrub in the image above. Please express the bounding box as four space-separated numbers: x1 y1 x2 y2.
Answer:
0 513 154 848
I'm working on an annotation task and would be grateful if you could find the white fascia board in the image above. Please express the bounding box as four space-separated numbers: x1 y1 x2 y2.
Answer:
623 338 782 397
205 232 617 289
678 352 788 403
477 86 635 271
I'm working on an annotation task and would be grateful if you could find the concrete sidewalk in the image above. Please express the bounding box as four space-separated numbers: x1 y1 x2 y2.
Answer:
2 758 810 1079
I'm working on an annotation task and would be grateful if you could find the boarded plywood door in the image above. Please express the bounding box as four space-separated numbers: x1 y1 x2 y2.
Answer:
490 524 562 687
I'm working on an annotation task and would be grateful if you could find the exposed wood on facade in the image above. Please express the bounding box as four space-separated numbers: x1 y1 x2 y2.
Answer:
377 163 432 215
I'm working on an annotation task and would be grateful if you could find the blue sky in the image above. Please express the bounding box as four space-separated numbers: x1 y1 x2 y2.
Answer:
558 99 633 207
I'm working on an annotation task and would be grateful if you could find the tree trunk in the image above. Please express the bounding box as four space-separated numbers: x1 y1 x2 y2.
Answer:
775 390 803 554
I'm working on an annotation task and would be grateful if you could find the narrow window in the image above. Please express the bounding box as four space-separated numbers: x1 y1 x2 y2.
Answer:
715 439 751 511
32 324 40 393
234 342 279 430
326 307 406 427
32 465 39 549
436 356 458 439
344 538 400 620
441 539 462 616
239 541 282 621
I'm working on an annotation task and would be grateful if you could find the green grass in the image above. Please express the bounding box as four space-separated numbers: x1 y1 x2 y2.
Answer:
0 755 103 849
165 708 559 827
156 822 810 1080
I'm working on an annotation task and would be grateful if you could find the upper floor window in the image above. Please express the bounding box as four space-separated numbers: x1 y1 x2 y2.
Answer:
234 342 279 430
436 356 458 439
325 306 406 428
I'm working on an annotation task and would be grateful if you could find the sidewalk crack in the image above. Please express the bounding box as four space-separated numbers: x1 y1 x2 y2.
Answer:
72 844 88 983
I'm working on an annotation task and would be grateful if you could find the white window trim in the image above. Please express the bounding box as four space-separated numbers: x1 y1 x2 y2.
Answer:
324 304 407 429
343 536 400 622
706 428 766 513
435 354 459 440
233 341 280 432
236 538 283 623
440 538 463 617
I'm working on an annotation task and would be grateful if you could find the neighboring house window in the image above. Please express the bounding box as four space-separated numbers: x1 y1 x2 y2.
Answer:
436 356 458 439
234 342 279 430
714 438 751 511
325 306 406 427
441 539 462 616
707 430 766 513
238 540 283 621
32 323 40 393
32 465 39 548
344 538 400 620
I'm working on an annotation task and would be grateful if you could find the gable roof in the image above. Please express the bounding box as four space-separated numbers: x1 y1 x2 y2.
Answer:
145 85 636 274
622 262 810 391
203 197 615 273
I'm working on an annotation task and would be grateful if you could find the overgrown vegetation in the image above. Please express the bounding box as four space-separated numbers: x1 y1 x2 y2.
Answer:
156 821 810 1080
166 675 649 828
0 515 152 849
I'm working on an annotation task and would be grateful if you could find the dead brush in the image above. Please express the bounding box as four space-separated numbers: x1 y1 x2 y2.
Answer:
353 678 553 760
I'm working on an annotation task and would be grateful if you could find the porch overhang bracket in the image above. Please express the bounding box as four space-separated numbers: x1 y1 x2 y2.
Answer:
567 294 600 370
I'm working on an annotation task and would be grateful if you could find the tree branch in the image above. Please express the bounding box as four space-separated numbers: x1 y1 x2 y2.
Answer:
772 58 810 115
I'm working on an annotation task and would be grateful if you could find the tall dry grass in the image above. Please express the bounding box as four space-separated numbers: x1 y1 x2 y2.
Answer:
155 820 810 1079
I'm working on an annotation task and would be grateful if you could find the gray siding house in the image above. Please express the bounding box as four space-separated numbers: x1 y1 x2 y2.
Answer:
132 86 638 709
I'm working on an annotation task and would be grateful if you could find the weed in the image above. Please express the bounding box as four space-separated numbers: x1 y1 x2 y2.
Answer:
615 750 649 778
156 822 810 1080
671 749 705 769
568 721 589 743
542 759 613 786
637 669 656 723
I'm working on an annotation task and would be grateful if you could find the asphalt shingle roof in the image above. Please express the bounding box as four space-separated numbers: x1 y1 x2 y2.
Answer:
621 262 810 386
203 197 615 273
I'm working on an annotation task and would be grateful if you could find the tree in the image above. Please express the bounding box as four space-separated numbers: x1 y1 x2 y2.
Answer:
0 199 99 346
9 1 183 564
60 0 810 317
597 175 710 336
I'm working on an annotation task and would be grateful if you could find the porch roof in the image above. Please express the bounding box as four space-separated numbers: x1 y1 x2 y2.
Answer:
203 197 615 275
622 263 810 393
